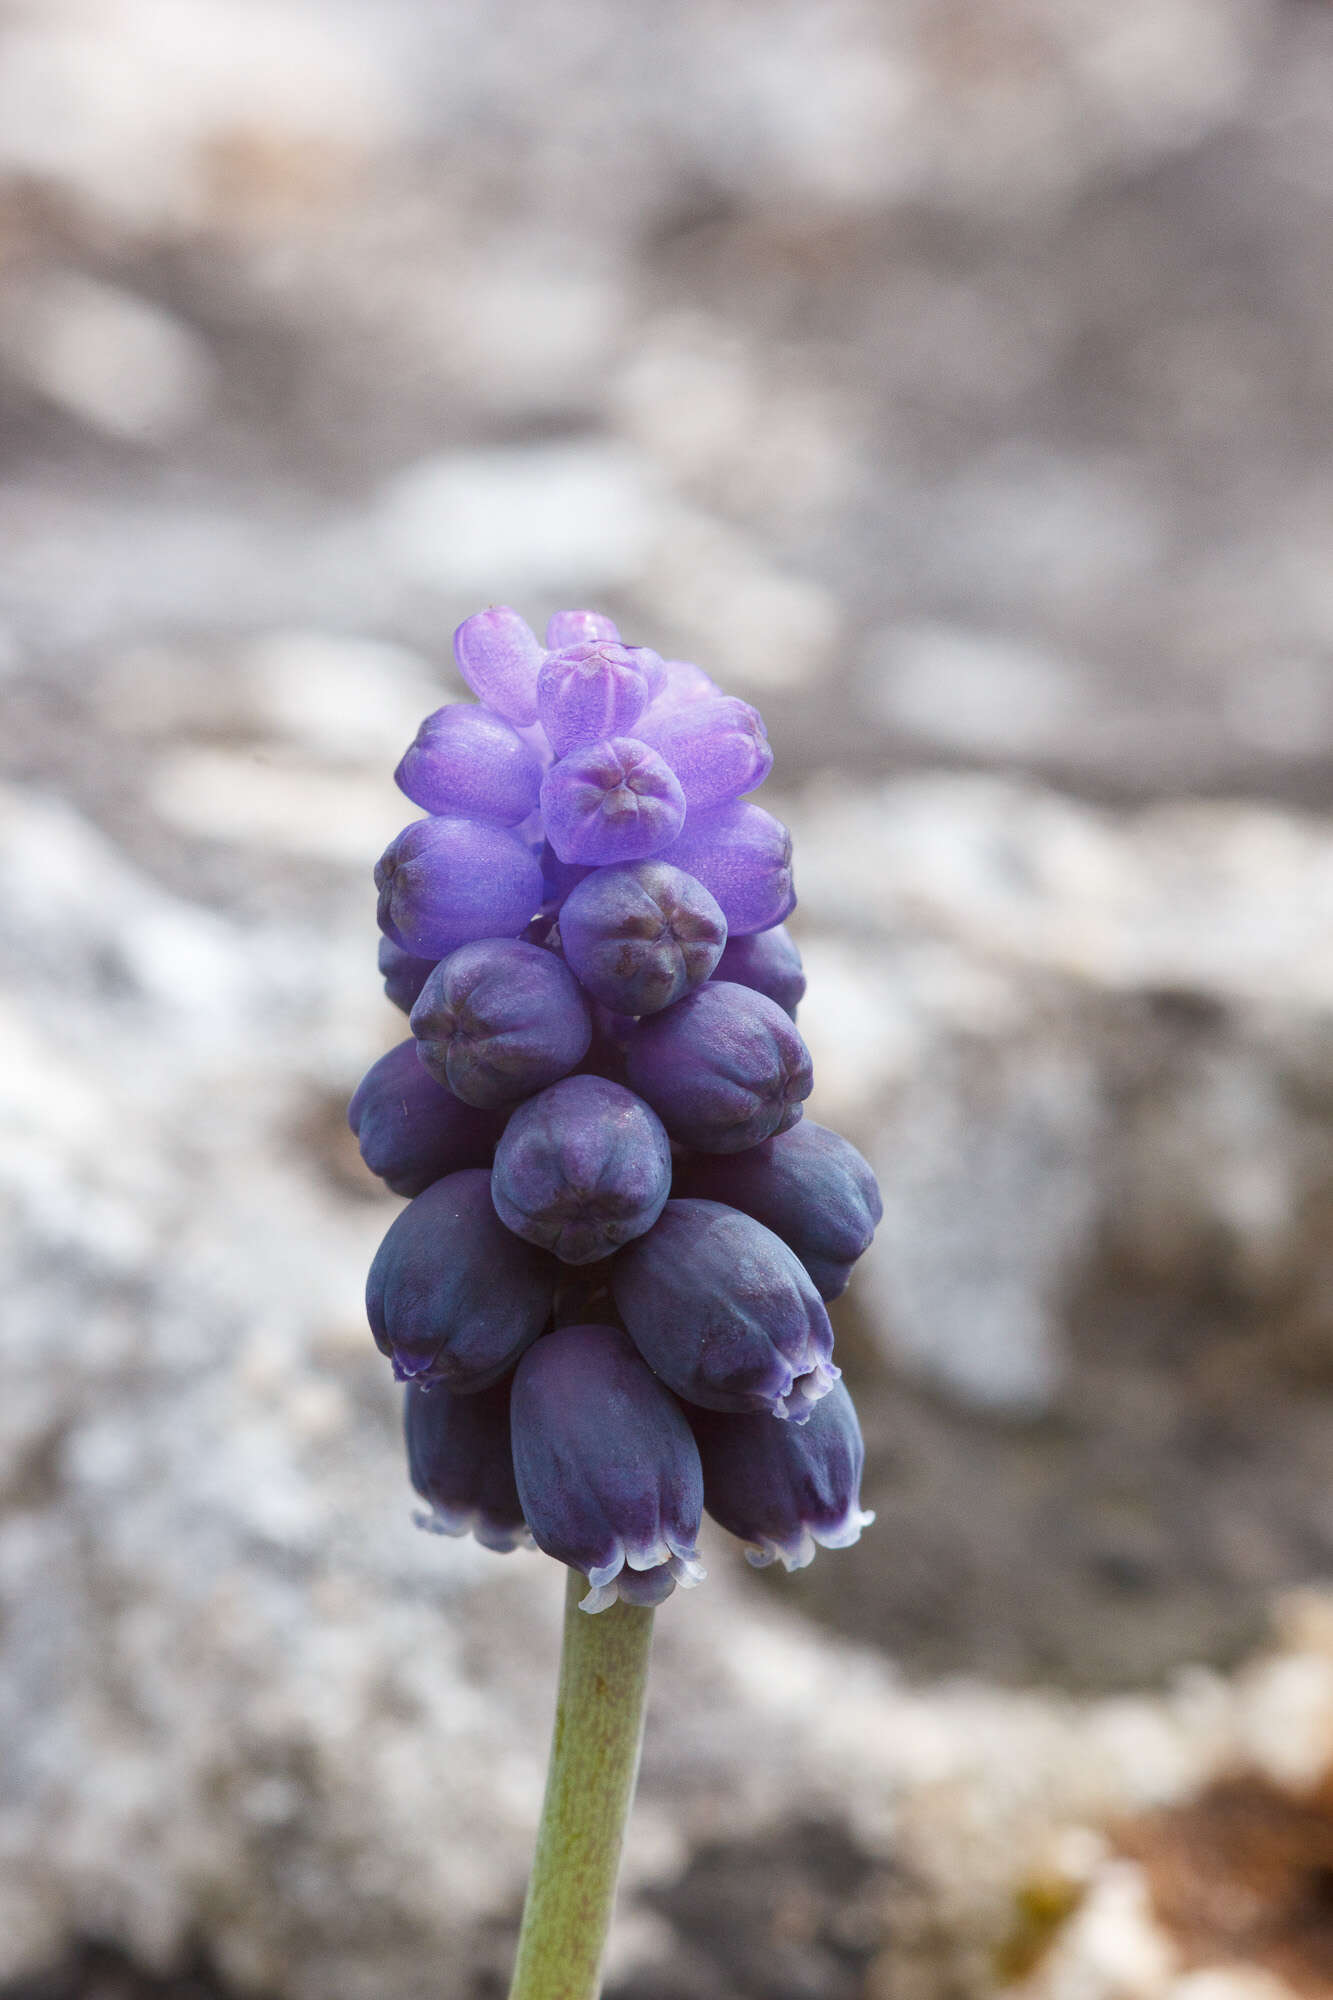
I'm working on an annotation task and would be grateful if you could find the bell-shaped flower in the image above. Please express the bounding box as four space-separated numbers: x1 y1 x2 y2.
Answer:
510 1324 706 1613
491 1074 672 1265
410 938 591 1110
689 1380 874 1570
405 1379 530 1553
675 1119 881 1301
623 981 811 1154
375 816 543 960
348 1039 503 1197
366 1169 555 1389
611 1199 837 1421
556 860 727 1016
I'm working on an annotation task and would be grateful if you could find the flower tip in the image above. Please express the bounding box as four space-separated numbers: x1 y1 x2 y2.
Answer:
780 1356 841 1423
411 1505 533 1554
741 1504 875 1573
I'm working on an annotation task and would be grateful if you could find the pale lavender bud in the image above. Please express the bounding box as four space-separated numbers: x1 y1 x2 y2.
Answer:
453 606 543 725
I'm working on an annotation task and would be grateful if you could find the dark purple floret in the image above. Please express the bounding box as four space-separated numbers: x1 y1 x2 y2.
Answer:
491 1074 672 1264
674 1121 881 1301
453 606 543 724
611 1199 838 1422
510 1324 706 1613
623 980 812 1153
556 861 727 1016
536 642 651 757
348 1039 503 1197
375 816 543 959
712 924 805 1019
405 1378 529 1552
539 840 593 912
688 1380 873 1570
540 737 687 866
657 799 794 937
395 704 543 825
366 1168 555 1389
636 696 772 810
410 938 592 1110
378 936 438 1015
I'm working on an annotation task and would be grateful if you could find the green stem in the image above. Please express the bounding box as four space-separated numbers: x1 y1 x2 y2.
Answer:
508 1569 656 2000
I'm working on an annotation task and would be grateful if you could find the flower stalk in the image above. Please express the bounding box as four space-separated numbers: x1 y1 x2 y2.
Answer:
508 1568 656 2000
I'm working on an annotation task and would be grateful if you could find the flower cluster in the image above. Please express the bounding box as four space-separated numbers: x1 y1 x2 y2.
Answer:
351 606 880 1612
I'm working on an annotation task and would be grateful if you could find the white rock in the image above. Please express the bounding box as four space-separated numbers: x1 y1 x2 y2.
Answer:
0 270 216 442
376 443 656 596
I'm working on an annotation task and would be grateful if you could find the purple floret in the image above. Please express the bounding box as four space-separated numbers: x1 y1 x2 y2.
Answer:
348 1038 503 1197
536 641 651 757
491 1074 672 1264
405 1379 530 1553
674 1120 881 1301
556 860 727 1016
366 1169 555 1390
611 1199 838 1422
545 608 620 650
378 936 438 1015
410 938 592 1110
375 816 543 959
395 703 543 825
510 1324 706 1614
636 695 772 810
711 924 805 1019
541 737 687 866
657 799 794 936
688 1380 873 1570
452 606 543 725
623 980 812 1153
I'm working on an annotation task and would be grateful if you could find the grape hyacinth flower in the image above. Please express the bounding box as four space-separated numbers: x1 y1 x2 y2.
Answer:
351 602 880 2000
410 935 592 1109
511 1325 706 1612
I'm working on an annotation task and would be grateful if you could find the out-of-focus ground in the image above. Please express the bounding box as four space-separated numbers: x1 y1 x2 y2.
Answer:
4 2 1333 1995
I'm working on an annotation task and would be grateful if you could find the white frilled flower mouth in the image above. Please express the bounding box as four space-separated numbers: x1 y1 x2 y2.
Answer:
742 1503 876 1573
413 1504 534 1555
579 1532 707 1613
775 1355 841 1422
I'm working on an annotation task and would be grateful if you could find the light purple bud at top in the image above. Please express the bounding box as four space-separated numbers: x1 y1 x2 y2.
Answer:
395 704 542 825
546 609 620 650
713 925 805 1019
674 1120 881 1301
623 981 812 1153
348 1038 503 1197
612 1200 838 1422
491 1074 672 1264
453 606 543 725
557 860 727 1016
405 1379 530 1553
376 817 543 959
536 642 651 757
410 938 592 1110
647 659 718 713
689 1380 873 1571
510 1324 706 1613
541 738 687 866
621 646 666 701
378 935 438 1015
636 697 773 811
366 1169 555 1389
657 800 795 936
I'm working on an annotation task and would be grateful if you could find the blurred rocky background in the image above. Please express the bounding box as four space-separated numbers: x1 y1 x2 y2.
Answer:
5 1 1333 1995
